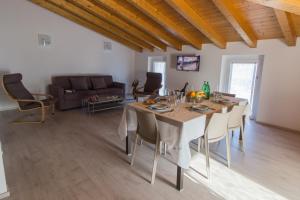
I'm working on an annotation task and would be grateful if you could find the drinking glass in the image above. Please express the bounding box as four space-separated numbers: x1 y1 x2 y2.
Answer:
168 94 177 110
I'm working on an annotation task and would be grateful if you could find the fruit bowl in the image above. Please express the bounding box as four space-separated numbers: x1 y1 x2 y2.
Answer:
143 98 157 105
186 90 206 102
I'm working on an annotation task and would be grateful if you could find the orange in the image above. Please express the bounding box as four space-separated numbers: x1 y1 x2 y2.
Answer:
190 91 196 97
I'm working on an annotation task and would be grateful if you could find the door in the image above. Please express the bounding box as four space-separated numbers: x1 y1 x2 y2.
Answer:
148 56 166 95
229 62 257 104
220 55 264 120
226 59 264 120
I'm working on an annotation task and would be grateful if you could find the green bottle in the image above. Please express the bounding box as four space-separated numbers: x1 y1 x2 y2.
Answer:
201 81 206 92
206 82 210 99
201 81 209 99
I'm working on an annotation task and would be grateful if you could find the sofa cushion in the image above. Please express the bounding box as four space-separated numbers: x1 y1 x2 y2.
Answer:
52 77 71 89
91 77 107 89
70 77 88 90
103 76 113 87
64 90 97 101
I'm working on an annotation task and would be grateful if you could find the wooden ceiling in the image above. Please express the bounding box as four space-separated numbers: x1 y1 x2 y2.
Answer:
30 0 300 52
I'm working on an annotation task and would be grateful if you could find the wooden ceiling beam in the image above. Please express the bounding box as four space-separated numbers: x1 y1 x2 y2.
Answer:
212 0 257 48
274 9 297 46
47 0 154 51
247 0 300 16
127 0 202 49
95 0 182 50
165 0 226 49
29 0 143 52
68 0 167 51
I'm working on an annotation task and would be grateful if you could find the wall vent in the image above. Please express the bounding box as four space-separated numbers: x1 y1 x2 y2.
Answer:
103 41 112 51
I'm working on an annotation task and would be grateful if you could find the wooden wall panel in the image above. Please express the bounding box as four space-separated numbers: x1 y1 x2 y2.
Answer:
29 0 300 50
233 0 283 39
186 0 242 42
290 14 300 37
95 0 184 49
143 0 209 45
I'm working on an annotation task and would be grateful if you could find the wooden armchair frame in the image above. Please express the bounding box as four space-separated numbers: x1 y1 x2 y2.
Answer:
1 78 55 124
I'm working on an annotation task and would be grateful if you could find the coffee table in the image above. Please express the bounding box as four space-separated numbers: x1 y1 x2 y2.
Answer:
82 95 124 114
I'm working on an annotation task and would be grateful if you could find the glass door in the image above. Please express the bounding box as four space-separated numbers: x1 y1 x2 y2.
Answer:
228 62 257 114
148 56 166 95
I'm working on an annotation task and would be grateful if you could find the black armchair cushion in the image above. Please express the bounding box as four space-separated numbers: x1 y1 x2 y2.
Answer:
22 99 51 110
3 73 35 109
70 77 89 90
91 77 107 89
3 73 34 100
144 72 162 93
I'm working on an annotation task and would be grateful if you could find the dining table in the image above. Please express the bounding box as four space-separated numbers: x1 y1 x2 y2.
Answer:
118 96 247 191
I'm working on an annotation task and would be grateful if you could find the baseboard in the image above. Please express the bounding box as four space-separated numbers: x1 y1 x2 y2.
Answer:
256 121 300 134
0 105 17 112
0 191 9 199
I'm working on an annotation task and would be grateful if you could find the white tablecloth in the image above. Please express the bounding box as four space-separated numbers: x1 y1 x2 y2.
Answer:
118 106 206 169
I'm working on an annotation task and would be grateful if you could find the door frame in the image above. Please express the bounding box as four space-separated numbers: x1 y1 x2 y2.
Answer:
220 55 264 120
148 56 167 94
228 61 258 110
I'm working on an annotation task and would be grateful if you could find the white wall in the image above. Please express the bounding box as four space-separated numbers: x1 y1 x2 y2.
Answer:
0 0 135 110
135 39 300 132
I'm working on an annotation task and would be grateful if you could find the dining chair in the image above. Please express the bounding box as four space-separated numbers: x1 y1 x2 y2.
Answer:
130 109 161 184
214 91 236 97
199 112 231 179
228 105 247 152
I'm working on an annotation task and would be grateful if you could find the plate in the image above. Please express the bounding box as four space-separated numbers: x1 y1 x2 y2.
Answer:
219 98 230 103
191 105 209 111
148 103 169 110
155 108 173 113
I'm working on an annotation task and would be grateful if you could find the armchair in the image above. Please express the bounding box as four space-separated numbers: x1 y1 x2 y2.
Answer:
2 73 55 123
132 72 162 100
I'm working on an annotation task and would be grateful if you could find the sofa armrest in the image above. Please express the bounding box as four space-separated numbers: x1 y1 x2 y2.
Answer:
49 84 64 99
112 82 125 97
112 82 125 89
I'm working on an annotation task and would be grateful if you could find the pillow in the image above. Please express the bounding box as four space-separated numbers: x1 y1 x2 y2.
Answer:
70 77 88 90
91 77 107 89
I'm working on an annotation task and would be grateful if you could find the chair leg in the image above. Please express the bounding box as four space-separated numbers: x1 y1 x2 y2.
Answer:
151 142 160 184
226 134 231 168
159 141 163 155
131 134 139 166
240 123 245 152
164 143 167 155
198 138 201 152
201 137 205 149
41 107 45 123
51 103 55 115
204 134 210 180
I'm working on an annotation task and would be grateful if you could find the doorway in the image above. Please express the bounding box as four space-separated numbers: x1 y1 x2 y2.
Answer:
148 56 167 95
228 62 257 105
220 55 264 120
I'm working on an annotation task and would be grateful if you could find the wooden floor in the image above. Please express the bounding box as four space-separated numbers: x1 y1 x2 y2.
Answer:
0 108 300 200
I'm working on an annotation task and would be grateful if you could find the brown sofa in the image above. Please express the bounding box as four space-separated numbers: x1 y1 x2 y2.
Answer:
49 75 125 110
